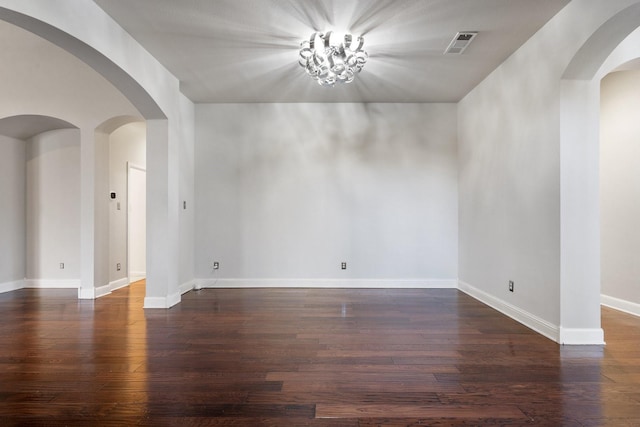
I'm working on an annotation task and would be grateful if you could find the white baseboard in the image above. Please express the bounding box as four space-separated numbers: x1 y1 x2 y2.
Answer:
180 279 196 294
79 285 109 299
143 296 165 308
458 280 560 343
80 277 137 300
167 291 181 307
96 283 112 298
110 278 129 292
0 279 24 294
601 294 640 318
24 279 81 289
130 271 146 283
144 291 181 309
78 286 96 299
559 327 605 345
195 278 458 289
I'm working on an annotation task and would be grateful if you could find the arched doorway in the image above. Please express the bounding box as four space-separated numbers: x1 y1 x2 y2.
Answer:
560 2 640 344
0 3 185 308
600 68 640 316
95 117 147 297
0 115 79 293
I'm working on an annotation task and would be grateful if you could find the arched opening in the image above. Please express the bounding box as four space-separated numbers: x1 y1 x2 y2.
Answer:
0 8 165 120
560 3 640 344
96 117 147 295
600 67 640 317
0 115 80 292
0 5 184 308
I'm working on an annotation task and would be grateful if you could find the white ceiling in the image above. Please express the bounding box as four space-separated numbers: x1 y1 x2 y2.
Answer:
94 0 570 103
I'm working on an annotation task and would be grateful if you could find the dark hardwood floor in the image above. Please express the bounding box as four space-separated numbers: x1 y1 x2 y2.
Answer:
0 282 639 426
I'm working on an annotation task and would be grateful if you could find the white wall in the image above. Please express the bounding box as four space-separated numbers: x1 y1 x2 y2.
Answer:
457 1 571 334
458 0 640 343
25 129 81 284
179 95 195 291
600 70 640 309
195 103 458 286
108 122 146 285
94 129 110 292
0 135 25 290
457 43 563 328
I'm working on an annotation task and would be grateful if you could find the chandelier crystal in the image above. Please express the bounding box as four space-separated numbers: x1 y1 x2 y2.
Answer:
298 31 368 87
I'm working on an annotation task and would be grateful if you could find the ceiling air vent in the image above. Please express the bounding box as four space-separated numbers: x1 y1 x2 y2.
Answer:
444 32 478 55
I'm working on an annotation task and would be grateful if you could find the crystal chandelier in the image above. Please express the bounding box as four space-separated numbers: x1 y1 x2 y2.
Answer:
298 31 368 87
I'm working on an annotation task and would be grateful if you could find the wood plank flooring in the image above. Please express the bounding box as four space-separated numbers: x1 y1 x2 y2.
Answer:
0 282 639 426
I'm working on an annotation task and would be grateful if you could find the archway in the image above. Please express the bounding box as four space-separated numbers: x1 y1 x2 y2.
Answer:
600 68 640 316
96 117 147 296
0 115 80 293
560 2 640 344
0 2 185 308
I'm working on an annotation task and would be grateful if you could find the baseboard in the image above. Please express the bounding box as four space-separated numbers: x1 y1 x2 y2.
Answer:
130 271 146 283
144 291 181 309
24 279 81 289
180 279 196 294
0 279 24 294
601 294 640 318
110 278 129 292
458 280 560 343
78 277 137 300
144 297 164 308
559 327 605 345
79 285 108 299
195 278 458 289
167 291 181 307
78 287 95 299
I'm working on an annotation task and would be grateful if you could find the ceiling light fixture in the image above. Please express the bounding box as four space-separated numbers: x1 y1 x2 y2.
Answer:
298 31 368 87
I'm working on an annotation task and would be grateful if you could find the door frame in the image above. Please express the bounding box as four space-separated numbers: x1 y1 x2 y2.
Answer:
127 162 146 284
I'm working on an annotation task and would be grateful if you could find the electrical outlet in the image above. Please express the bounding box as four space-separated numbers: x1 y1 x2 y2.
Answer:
341 262 347 270
117 263 121 271
59 263 64 269
213 261 219 270
509 280 514 292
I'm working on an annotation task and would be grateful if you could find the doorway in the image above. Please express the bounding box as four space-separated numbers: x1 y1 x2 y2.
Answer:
128 163 146 283
107 121 146 292
600 70 640 317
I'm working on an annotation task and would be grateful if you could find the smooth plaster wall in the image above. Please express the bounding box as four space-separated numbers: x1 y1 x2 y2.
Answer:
0 135 26 287
195 103 458 283
458 0 640 333
26 129 81 282
179 94 195 290
600 71 640 306
458 4 567 326
458 54 562 327
108 122 146 285
94 130 110 291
